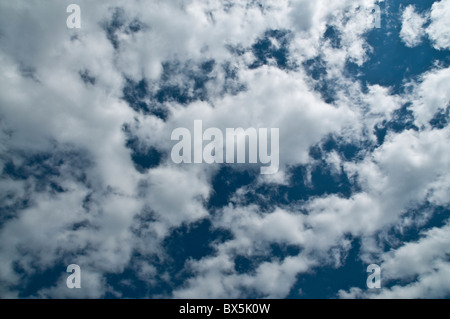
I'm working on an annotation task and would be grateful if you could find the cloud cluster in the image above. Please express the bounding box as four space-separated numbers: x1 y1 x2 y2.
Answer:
0 0 449 299
400 5 427 48
400 0 450 50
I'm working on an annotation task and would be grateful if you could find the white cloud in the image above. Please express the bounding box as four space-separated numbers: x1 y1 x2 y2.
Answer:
411 66 450 128
381 222 450 281
400 5 427 48
339 222 450 299
427 0 450 50
37 269 110 299
176 116 450 298
1 0 449 299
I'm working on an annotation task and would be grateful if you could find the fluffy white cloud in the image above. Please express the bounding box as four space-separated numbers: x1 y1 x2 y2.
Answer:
400 5 427 48
427 0 450 50
175 109 450 298
411 66 450 128
398 0 450 51
1 0 449 300
339 222 450 299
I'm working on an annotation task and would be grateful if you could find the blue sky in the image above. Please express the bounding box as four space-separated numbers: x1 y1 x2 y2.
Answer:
0 0 450 299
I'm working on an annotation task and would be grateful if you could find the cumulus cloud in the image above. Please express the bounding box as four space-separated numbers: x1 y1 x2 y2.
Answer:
399 1 450 51
411 66 450 128
0 0 449 299
426 0 450 50
400 5 427 48
339 222 450 299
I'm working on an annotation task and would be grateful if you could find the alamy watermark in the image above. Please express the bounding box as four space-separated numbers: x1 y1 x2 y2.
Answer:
171 120 279 175
66 264 81 288
64 3 381 30
66 4 81 29
371 4 382 29
366 264 381 289
368 4 381 29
